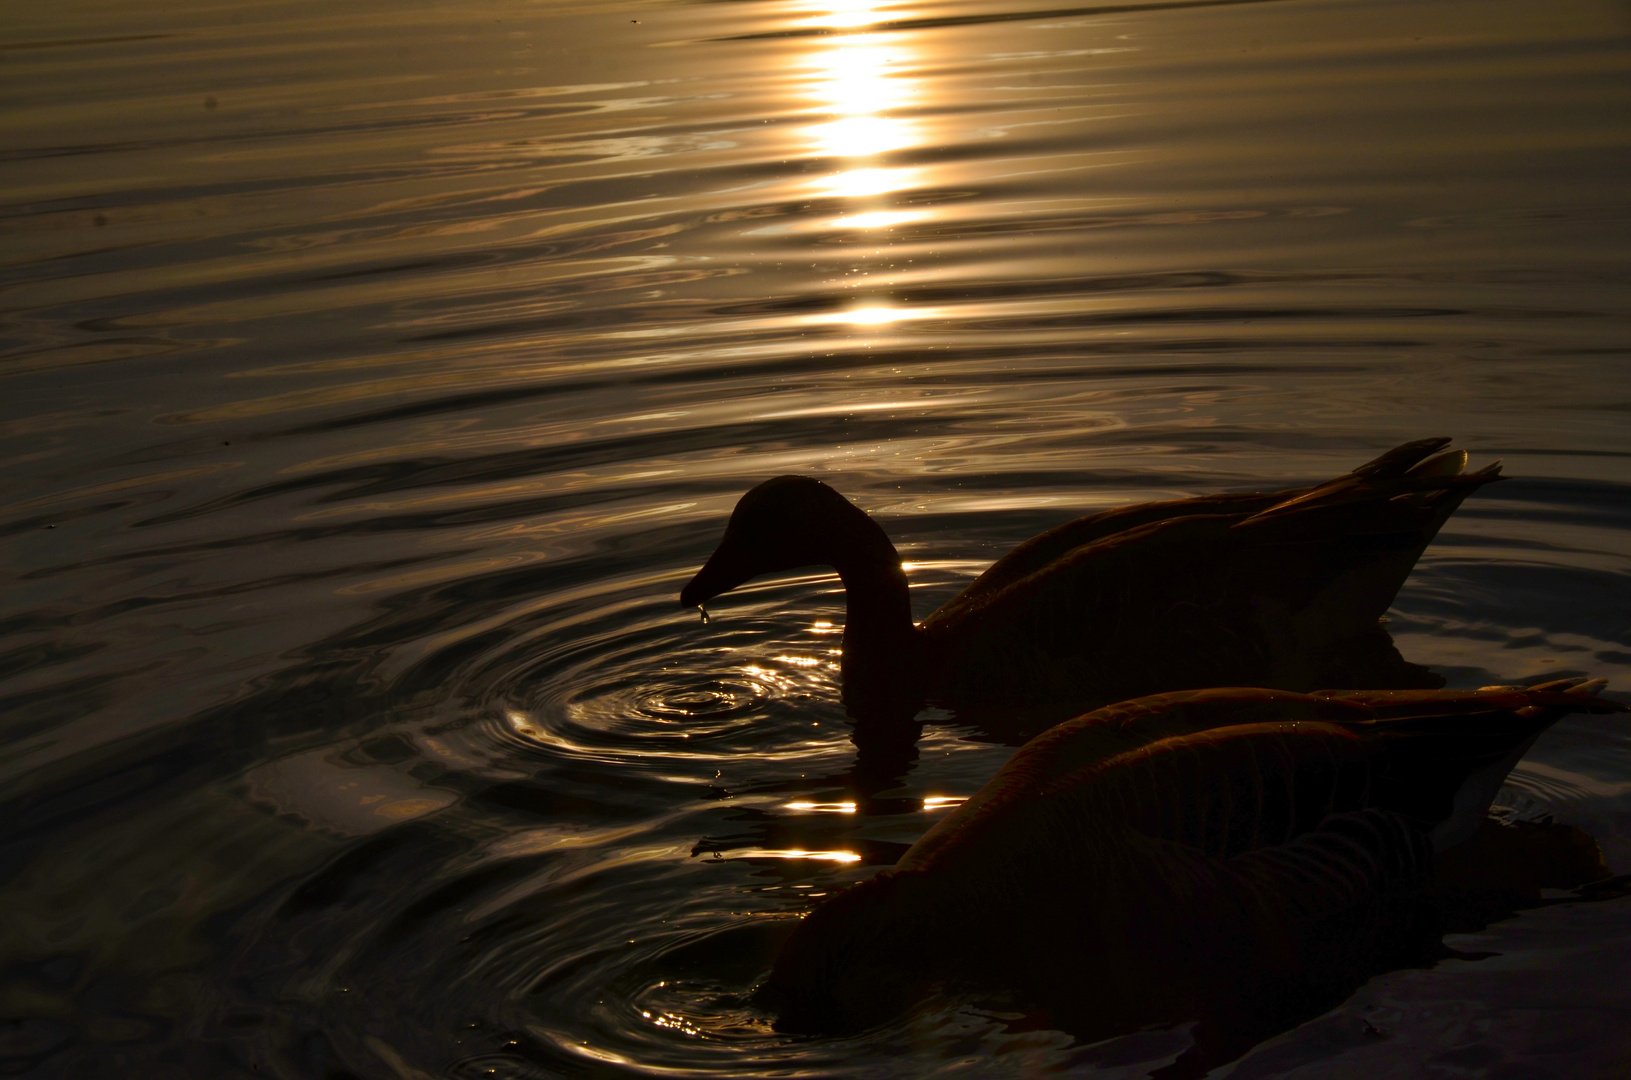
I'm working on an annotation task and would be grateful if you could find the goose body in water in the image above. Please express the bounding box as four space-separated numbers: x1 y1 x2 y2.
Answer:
761 680 1627 1068
682 438 1501 731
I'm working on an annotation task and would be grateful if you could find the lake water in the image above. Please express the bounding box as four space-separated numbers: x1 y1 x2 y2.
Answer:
3 0 1630 1075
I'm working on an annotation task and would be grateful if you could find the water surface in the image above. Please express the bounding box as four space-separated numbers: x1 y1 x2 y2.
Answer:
2 0 1630 1075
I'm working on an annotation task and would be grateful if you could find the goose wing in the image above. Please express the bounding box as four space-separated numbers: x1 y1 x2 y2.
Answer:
915 685 1620 998
805 719 1435 1025
922 514 1338 716
909 685 1626 879
935 490 1307 623
921 450 1502 719
885 713 1443 993
765 686 1624 1033
906 717 1386 887
933 436 1473 625
899 688 1370 871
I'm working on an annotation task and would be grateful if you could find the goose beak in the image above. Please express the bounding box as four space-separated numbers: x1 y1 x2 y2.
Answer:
680 529 758 610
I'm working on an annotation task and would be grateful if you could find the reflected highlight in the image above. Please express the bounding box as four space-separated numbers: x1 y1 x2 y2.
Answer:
844 306 902 326
716 848 862 862
811 0 885 29
811 167 919 199
785 800 858 813
830 210 926 229
801 4 920 211
809 304 933 328
791 0 930 334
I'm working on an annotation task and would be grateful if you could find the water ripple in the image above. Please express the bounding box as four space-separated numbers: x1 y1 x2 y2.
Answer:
1 0 1628 1075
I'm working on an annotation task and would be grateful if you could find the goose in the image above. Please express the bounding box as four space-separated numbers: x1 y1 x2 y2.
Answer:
760 680 1627 1063
681 438 1501 731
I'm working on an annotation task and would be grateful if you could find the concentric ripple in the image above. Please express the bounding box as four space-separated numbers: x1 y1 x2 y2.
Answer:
629 678 773 722
3 0 1629 1075
386 569 858 783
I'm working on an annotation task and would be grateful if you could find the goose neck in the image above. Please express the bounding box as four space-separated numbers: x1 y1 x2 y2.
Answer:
835 556 923 715
835 557 915 644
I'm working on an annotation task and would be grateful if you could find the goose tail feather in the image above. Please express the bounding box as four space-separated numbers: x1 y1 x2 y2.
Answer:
1234 439 1503 531
1350 436 1455 479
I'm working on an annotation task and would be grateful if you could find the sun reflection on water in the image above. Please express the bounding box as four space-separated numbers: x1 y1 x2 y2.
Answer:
802 2 916 198
785 799 859 813
810 167 921 199
795 0 927 332
840 305 906 326
715 848 863 862
809 0 888 29
806 303 940 328
829 209 927 230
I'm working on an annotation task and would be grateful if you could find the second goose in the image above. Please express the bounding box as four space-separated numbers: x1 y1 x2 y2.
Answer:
761 680 1626 1070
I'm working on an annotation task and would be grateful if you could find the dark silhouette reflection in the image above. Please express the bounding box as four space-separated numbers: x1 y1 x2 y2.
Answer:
846 707 925 796
682 439 1500 749
694 707 923 811
755 685 1629 1078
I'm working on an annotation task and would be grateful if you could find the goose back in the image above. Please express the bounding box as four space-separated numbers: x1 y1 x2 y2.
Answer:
921 459 1499 724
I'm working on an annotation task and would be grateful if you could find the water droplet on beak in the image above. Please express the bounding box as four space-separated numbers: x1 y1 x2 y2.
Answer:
698 604 710 625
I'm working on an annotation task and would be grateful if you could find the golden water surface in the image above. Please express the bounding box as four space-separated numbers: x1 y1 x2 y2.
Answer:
2 0 1629 1075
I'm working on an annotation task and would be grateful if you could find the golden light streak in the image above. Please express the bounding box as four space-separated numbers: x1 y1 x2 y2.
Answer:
810 303 926 327
815 0 883 28
717 847 863 862
829 209 925 229
790 0 928 334
815 116 908 158
801 4 919 212
797 303 940 330
810 167 917 199
785 800 859 813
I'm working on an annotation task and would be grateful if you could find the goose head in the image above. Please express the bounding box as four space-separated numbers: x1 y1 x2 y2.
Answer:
680 476 898 610
757 869 942 1033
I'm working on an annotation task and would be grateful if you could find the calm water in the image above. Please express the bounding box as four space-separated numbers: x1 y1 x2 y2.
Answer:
3 0 1630 1075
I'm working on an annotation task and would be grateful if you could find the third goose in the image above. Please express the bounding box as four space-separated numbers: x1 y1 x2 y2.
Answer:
681 438 1501 732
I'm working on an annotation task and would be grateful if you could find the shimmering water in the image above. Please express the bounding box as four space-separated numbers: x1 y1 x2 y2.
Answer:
2 0 1629 1075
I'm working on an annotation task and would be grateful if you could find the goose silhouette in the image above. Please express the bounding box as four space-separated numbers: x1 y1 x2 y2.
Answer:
760 680 1627 1067
682 438 1501 731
